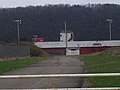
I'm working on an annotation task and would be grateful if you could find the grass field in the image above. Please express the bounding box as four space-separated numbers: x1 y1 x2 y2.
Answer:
0 57 47 74
81 54 120 87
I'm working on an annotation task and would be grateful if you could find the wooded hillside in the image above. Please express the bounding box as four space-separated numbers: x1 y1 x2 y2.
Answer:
0 4 120 42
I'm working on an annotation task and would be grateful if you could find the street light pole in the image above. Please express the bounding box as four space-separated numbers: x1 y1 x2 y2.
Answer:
107 19 112 41
14 20 21 42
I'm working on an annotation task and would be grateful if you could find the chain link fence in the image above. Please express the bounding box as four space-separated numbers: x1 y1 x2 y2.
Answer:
0 45 30 59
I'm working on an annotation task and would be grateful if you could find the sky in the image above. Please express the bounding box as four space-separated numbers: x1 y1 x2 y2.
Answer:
0 0 120 8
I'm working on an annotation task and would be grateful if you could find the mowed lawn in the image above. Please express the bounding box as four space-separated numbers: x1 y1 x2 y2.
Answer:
0 57 47 74
81 55 120 87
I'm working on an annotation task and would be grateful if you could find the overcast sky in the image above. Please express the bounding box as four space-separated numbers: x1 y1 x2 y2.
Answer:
0 0 120 8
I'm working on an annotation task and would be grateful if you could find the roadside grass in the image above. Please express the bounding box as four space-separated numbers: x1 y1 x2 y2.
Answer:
0 57 47 74
81 54 120 87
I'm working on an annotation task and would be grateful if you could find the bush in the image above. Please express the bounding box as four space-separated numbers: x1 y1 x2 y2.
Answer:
105 47 120 56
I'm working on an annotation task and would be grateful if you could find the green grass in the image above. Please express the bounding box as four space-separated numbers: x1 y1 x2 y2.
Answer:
81 54 120 87
0 57 47 74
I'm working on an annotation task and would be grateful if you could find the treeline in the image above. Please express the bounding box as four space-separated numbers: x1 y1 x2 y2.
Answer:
0 4 120 43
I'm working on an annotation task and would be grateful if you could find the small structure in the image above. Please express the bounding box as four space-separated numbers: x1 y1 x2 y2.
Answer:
60 31 74 42
66 48 80 55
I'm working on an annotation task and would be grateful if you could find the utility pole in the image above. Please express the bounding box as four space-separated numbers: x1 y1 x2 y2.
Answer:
64 21 68 51
107 19 112 40
14 19 21 43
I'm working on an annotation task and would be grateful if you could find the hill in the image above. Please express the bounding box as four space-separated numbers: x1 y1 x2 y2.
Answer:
0 4 120 42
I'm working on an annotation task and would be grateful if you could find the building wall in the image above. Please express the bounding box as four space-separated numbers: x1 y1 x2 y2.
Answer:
80 46 110 54
42 46 111 55
43 48 66 55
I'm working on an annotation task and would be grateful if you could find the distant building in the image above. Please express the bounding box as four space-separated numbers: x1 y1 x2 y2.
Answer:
32 34 44 43
32 38 44 42
34 32 120 55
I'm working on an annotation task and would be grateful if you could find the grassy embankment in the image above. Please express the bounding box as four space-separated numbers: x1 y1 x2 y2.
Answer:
81 47 120 87
0 57 47 74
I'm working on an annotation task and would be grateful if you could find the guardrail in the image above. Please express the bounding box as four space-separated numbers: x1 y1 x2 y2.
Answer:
0 73 120 90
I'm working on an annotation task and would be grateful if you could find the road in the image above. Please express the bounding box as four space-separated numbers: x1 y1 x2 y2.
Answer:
0 56 85 89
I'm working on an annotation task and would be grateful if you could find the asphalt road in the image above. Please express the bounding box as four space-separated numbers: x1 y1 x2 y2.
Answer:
0 56 84 89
